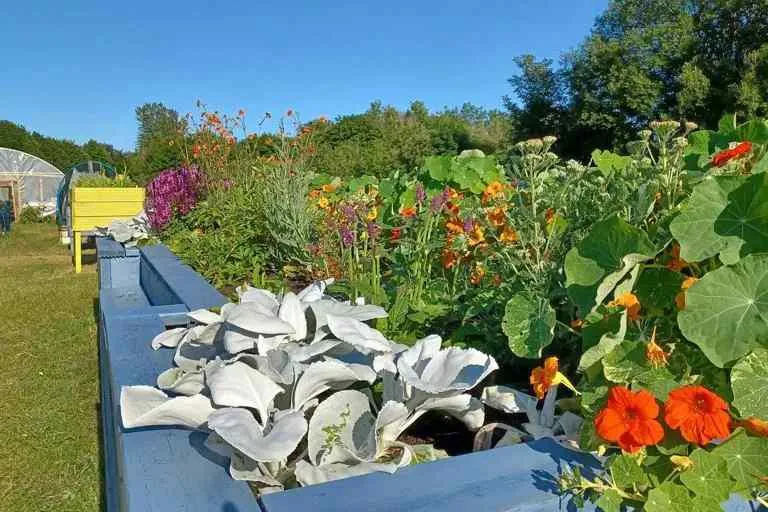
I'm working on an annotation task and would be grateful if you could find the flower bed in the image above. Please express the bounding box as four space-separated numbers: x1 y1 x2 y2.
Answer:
136 112 768 510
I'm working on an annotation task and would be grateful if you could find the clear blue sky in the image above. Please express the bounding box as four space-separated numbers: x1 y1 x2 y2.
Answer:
1 1 607 151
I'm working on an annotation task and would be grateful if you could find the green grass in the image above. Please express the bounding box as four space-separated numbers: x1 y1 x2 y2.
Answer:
0 224 100 511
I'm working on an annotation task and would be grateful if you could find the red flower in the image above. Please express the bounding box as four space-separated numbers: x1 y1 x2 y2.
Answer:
390 227 402 241
712 142 752 167
595 386 664 453
738 417 768 438
664 385 731 445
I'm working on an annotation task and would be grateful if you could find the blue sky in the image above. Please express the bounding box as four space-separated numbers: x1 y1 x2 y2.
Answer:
1 1 607 151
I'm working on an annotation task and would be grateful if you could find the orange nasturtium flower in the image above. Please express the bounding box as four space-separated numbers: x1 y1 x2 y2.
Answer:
594 386 664 453
664 385 732 446
322 183 338 193
482 181 505 203
545 208 555 225
469 263 485 285
529 357 578 400
608 292 641 321
675 276 698 310
445 218 464 234
468 224 485 246
441 249 459 269
400 206 417 218
499 227 518 244
737 417 768 438
487 207 507 227
712 141 752 167
667 243 687 271
645 327 669 368
317 196 330 210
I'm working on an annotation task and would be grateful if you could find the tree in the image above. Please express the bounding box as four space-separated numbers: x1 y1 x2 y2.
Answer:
135 102 185 152
504 55 567 141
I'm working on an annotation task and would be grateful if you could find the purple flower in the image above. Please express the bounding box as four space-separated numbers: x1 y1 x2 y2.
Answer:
340 227 354 247
463 217 475 232
340 203 357 223
415 182 426 204
366 222 380 240
146 166 203 231
430 189 447 213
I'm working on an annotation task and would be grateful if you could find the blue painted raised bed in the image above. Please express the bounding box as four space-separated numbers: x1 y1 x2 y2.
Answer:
96 241 762 512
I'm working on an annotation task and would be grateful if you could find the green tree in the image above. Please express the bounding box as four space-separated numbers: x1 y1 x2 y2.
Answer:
504 55 567 141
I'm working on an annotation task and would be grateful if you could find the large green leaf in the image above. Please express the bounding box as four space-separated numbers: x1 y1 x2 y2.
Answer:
635 267 685 313
669 176 747 263
424 155 451 181
592 149 631 176
735 119 768 144
565 215 656 315
712 429 768 488
579 310 628 371
644 482 695 512
609 454 648 489
679 449 733 503
502 292 556 358
677 254 768 367
730 348 768 418
602 341 677 400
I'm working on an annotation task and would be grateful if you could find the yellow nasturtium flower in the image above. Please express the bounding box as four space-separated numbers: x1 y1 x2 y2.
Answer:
366 207 378 221
530 357 579 400
317 196 330 209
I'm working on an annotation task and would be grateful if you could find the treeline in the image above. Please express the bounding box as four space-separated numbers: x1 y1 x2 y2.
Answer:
0 120 129 173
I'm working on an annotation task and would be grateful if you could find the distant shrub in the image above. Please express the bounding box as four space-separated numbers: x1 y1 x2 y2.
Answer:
75 174 136 188
18 205 53 224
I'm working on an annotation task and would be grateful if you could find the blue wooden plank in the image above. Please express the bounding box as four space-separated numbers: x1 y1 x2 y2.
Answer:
260 438 599 512
96 237 125 258
101 314 256 511
141 244 227 311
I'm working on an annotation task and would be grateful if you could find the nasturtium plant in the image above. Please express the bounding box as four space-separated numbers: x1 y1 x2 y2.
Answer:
677 254 768 367
565 215 656 316
502 292 556 358
730 348 768 418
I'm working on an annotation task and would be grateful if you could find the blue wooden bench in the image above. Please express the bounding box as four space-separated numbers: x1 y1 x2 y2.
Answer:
97 241 760 512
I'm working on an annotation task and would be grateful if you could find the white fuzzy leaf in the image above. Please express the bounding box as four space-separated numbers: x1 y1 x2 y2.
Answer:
151 327 188 350
256 334 290 355
294 460 396 487
326 315 395 354
120 385 214 429
206 361 284 423
398 346 498 395
236 286 280 313
296 278 334 303
293 360 377 410
481 385 539 422
225 303 295 335
222 329 257 354
229 451 284 487
375 400 411 446
156 367 205 395
416 394 485 431
187 309 222 325
278 292 307 341
307 390 376 466
208 408 307 463
283 339 343 362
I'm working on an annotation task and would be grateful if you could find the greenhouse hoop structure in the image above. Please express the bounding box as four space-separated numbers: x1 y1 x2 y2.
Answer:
0 147 65 220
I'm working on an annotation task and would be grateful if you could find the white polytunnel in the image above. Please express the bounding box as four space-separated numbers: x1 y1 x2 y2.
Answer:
0 147 65 209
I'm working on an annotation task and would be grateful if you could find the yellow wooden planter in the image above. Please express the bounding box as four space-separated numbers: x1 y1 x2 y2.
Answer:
71 187 145 273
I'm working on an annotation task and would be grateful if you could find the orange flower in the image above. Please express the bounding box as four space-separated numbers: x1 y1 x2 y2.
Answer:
308 189 322 199
441 248 459 269
675 276 698 310
468 224 485 246
445 218 464 234
482 181 504 203
499 227 518 244
667 243 687 271
738 417 768 437
400 206 417 218
192 144 201 158
469 263 485 285
654 191 662 202
595 386 664 453
390 227 402 242
545 208 555 225
529 357 578 400
317 197 330 209
608 292 641 321
487 207 507 227
645 327 669 368
570 319 583 331
664 385 731 446
321 183 338 193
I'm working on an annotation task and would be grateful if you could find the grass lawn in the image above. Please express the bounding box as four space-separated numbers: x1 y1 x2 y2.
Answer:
0 223 100 511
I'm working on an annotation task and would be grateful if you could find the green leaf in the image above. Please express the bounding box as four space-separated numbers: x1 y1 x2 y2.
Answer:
735 119 768 144
730 348 768 418
718 113 737 135
677 254 768 367
378 178 396 199
609 454 648 489
712 429 768 488
579 310 628 371
679 449 733 502
592 149 632 176
424 156 451 181
603 341 648 383
752 152 768 174
595 489 624 512
633 368 678 402
565 215 656 315
644 482 694 512
635 268 685 313
669 176 748 263
502 292 556 358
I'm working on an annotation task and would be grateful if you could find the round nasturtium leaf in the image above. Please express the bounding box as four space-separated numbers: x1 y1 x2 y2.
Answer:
502 293 555 358
730 348 768 418
678 254 768 367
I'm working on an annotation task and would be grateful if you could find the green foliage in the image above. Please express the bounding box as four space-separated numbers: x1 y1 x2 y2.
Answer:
75 174 136 188
502 292 555 358
17 205 53 224
730 348 768 418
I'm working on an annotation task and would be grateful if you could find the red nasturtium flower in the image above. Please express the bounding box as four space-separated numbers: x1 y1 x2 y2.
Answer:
400 206 417 218
667 243 687 271
530 357 578 400
487 207 507 227
712 141 752 167
441 248 459 269
608 292 641 321
595 386 664 453
469 262 485 285
390 227 402 242
664 385 731 445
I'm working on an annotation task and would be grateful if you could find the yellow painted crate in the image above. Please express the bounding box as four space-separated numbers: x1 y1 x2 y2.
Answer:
71 187 145 272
